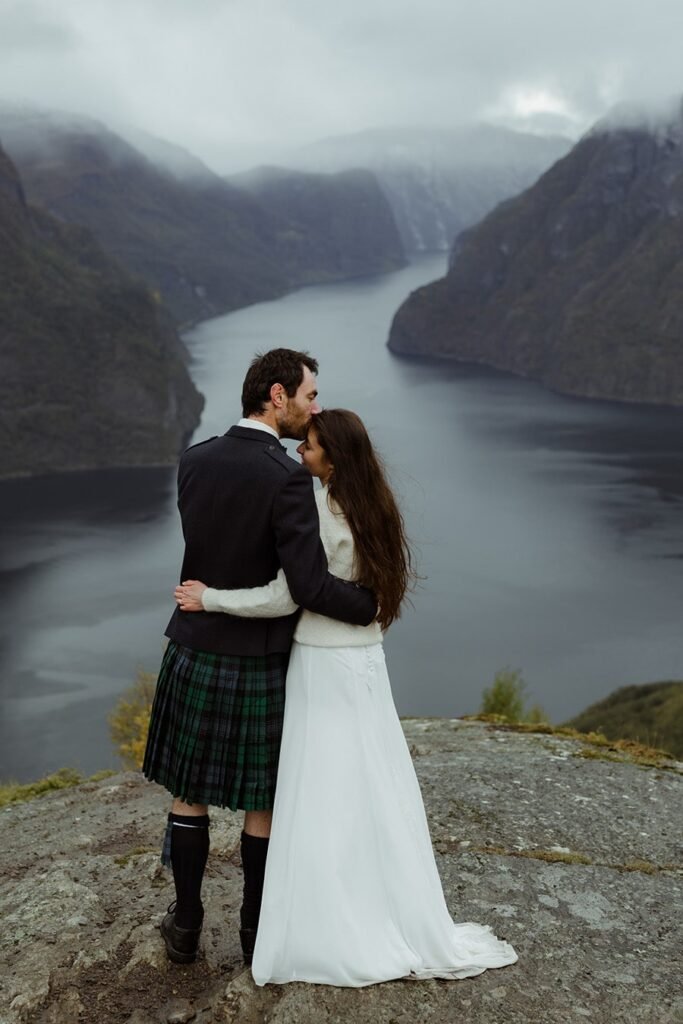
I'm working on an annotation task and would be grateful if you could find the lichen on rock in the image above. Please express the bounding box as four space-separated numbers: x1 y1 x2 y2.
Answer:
1 720 680 1024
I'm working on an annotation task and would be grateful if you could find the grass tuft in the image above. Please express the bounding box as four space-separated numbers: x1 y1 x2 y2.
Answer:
0 768 117 809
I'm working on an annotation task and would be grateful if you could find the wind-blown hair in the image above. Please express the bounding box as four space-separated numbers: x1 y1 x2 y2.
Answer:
312 409 416 631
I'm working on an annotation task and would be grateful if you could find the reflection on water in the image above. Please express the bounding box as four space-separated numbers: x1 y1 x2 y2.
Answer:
2 255 683 781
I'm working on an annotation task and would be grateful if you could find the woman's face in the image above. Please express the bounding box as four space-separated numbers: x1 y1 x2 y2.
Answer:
296 427 333 483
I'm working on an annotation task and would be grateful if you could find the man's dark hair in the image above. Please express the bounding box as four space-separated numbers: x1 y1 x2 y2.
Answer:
241 348 319 417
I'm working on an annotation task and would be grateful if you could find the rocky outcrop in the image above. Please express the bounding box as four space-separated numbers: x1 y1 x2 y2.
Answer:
228 166 405 283
388 103 683 406
1 720 680 1023
0 143 203 478
295 125 571 253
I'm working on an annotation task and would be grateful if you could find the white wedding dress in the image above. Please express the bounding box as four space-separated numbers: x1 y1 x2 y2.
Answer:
201 488 518 986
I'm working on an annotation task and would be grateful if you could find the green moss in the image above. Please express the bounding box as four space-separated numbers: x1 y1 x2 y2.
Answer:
466 715 679 769
613 860 659 875
113 846 157 867
0 767 116 809
474 844 593 866
573 745 677 771
469 845 677 874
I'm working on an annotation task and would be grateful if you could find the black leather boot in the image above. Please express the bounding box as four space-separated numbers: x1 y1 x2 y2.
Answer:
160 902 203 964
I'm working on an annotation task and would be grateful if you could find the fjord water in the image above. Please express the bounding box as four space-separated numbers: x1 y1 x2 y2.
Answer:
2 254 683 781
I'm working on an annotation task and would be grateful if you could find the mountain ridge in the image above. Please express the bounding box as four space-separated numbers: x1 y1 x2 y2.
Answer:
292 123 572 254
0 107 406 325
388 105 683 406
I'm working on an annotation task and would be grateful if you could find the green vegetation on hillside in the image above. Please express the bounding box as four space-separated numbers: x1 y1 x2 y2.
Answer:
565 681 683 759
108 671 156 770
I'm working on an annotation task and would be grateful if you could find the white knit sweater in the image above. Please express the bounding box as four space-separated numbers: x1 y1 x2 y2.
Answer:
201 486 382 647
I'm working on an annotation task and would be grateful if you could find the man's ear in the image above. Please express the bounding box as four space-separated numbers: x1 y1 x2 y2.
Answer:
270 383 285 408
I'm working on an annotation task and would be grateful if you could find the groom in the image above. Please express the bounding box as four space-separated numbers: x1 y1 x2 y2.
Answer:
147 348 376 965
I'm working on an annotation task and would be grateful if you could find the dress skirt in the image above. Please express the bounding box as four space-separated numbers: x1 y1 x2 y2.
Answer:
142 640 287 810
252 641 518 987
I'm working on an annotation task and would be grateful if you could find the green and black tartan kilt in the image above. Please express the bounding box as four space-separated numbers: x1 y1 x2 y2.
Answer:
142 640 288 811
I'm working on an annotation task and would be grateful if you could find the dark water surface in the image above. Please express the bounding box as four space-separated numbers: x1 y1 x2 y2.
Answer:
2 254 683 781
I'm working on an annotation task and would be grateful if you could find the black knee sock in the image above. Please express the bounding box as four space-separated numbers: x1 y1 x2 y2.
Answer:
169 812 210 930
240 831 269 931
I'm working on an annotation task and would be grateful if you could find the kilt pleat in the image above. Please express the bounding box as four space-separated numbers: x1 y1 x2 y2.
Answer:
142 640 287 810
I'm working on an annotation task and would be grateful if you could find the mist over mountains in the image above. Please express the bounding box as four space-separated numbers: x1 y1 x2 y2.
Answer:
291 125 571 253
5 94 683 480
0 107 406 325
0 107 291 325
388 100 683 407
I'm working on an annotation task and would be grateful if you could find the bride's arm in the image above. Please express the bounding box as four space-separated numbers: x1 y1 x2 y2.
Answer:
175 569 299 618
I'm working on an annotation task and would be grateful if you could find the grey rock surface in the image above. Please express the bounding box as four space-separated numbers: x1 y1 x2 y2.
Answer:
1 720 681 1024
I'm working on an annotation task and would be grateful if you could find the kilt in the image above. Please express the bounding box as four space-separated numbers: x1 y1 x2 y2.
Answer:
142 640 288 811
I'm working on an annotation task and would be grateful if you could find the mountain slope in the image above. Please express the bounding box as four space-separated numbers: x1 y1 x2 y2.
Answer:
566 682 683 758
0 109 407 325
0 108 290 324
295 124 571 253
0 143 203 477
388 106 683 406
229 165 405 283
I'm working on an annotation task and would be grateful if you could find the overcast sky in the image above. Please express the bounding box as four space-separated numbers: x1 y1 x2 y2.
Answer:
1 0 682 171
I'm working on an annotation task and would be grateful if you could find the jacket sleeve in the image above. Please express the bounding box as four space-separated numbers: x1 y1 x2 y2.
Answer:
272 468 377 626
201 569 298 618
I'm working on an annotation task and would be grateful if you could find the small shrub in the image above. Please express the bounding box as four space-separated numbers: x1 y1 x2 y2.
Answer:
479 668 547 724
526 703 549 725
109 671 156 770
480 668 526 722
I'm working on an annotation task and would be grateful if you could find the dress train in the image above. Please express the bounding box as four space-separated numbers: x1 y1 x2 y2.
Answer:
252 642 518 987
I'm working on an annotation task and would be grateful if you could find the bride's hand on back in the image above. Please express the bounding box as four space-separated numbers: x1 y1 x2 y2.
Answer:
174 579 207 612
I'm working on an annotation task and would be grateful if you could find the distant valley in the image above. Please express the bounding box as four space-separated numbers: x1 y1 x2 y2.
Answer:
6 100 683 482
0 108 405 327
292 124 571 254
0 106 571 478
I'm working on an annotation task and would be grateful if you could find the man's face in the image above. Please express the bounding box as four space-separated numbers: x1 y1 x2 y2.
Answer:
277 366 321 440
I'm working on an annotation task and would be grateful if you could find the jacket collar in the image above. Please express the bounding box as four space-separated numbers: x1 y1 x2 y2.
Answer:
226 425 286 450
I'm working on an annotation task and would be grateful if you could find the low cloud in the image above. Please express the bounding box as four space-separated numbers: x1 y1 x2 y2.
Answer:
0 0 682 171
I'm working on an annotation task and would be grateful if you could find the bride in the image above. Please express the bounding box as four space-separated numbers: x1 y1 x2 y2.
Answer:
175 408 517 987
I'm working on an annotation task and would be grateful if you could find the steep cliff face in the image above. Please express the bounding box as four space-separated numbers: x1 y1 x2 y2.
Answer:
0 109 408 326
295 125 571 253
388 106 683 406
0 143 203 478
0 108 288 325
229 165 405 283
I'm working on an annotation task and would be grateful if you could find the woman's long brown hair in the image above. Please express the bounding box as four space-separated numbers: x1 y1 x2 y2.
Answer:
311 409 416 631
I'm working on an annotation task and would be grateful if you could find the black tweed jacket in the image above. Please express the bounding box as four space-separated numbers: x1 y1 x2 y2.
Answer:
165 425 376 655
